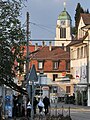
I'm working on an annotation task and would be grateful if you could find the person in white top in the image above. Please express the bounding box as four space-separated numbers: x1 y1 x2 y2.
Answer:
27 101 31 117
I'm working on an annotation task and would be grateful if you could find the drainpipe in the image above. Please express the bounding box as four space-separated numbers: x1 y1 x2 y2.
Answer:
87 33 90 106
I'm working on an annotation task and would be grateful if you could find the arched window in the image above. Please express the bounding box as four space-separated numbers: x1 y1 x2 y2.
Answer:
60 28 66 38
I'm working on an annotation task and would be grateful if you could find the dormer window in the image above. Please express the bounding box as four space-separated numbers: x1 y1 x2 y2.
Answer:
53 61 59 70
38 61 43 69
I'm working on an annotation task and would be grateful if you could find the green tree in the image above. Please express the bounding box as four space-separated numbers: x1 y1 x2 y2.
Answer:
0 0 26 93
86 9 89 14
75 3 84 35
72 26 77 37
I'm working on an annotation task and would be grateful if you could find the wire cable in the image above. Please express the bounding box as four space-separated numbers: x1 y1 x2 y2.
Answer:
30 21 55 34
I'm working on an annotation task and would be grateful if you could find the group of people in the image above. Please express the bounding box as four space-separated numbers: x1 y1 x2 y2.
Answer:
27 96 50 117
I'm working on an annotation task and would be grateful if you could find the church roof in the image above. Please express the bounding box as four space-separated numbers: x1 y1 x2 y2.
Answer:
58 8 71 20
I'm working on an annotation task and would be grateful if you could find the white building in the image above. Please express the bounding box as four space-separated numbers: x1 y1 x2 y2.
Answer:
69 13 90 106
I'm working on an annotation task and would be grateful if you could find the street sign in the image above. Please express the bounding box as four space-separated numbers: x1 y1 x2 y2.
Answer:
26 64 38 98
28 64 38 82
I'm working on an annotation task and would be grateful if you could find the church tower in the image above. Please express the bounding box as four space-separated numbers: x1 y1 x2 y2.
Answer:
55 2 72 47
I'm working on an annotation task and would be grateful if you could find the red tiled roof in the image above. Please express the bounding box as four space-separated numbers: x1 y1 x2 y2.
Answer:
30 46 70 60
68 32 88 46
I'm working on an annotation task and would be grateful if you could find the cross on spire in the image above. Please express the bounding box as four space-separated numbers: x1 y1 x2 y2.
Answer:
63 1 66 11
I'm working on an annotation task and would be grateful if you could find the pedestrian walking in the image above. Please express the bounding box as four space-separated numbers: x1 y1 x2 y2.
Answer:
38 99 44 113
27 101 32 117
33 97 38 115
21 104 25 117
43 96 50 115
13 95 18 117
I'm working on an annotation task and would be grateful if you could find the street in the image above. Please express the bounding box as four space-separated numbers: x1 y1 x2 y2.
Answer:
50 102 90 120
71 111 90 120
7 102 90 120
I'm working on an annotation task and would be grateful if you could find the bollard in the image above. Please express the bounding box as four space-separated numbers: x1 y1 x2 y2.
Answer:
62 106 63 116
55 105 57 116
68 106 70 117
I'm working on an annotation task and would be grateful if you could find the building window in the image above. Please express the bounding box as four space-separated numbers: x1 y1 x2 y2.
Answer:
84 45 87 58
66 61 70 70
81 47 83 58
66 86 71 94
77 48 80 59
52 86 57 93
38 61 43 69
60 28 66 38
53 61 59 70
53 74 58 81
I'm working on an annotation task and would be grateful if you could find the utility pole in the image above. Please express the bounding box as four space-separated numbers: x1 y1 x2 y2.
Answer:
24 12 30 117
26 12 34 120
26 12 30 75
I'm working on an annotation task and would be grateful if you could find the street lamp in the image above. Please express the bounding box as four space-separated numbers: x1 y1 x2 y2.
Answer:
39 72 44 99
28 80 34 120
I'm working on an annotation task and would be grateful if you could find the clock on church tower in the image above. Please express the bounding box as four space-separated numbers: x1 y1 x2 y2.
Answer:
60 20 66 26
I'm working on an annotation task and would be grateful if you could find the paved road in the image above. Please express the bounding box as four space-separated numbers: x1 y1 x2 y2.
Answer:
50 102 90 120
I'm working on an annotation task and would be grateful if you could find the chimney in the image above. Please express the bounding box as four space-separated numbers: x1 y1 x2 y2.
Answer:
62 43 66 51
35 43 38 51
62 43 64 50
49 41 52 51
42 41 45 47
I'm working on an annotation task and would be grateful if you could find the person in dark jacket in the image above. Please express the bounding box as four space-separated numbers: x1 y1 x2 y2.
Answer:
33 97 38 114
43 96 50 115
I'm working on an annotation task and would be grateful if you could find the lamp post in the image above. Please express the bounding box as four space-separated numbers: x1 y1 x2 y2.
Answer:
39 72 43 99
27 64 38 119
39 75 41 98
28 78 36 119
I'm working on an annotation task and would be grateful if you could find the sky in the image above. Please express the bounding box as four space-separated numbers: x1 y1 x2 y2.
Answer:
20 0 90 44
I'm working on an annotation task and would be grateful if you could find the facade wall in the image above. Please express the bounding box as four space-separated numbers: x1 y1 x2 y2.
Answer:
70 44 87 83
57 82 74 96
30 59 67 72
70 15 90 106
78 17 86 39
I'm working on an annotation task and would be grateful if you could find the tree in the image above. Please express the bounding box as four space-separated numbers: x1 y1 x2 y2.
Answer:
86 9 89 14
72 26 77 37
74 3 84 35
0 0 27 94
